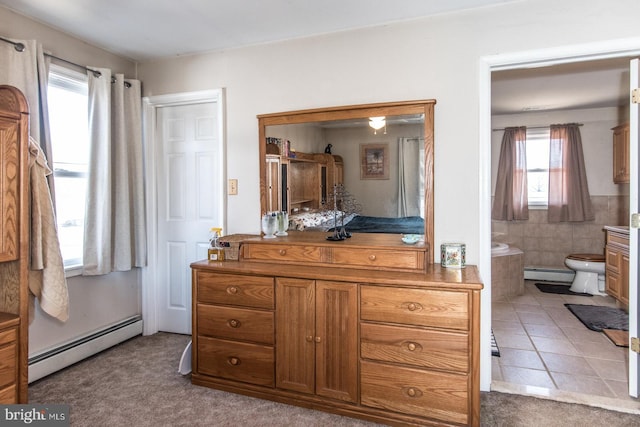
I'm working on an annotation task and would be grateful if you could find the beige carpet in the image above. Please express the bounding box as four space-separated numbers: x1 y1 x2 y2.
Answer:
29 332 637 426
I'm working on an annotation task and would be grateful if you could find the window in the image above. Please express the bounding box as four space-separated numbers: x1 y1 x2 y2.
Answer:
47 65 89 269
525 128 550 207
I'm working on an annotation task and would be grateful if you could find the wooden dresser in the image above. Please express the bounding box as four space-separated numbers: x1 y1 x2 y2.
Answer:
0 85 30 403
191 232 482 426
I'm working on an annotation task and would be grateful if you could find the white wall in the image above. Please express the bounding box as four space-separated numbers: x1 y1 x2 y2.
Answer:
139 0 640 264
137 0 640 393
326 123 423 217
0 7 141 356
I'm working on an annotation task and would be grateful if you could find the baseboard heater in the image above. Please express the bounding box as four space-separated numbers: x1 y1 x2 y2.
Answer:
524 266 574 283
28 315 143 383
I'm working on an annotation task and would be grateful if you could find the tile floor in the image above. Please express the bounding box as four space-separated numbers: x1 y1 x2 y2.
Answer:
492 280 639 409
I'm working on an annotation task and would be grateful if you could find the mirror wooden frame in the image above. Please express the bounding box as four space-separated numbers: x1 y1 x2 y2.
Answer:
258 99 435 261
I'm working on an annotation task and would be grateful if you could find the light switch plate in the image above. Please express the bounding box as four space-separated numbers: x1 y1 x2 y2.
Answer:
228 179 238 195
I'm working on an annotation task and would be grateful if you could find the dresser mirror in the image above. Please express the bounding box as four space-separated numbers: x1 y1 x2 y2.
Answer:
258 100 435 256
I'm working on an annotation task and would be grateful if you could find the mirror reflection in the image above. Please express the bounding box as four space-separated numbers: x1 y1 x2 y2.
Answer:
265 114 425 234
258 100 435 252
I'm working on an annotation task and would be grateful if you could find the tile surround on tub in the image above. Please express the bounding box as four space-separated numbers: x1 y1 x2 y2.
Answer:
492 195 628 269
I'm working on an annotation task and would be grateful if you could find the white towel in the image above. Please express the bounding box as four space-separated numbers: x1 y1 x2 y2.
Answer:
28 137 69 323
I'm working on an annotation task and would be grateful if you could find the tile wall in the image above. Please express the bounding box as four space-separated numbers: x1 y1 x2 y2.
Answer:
492 195 629 269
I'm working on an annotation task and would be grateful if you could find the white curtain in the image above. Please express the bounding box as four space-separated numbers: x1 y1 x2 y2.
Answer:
0 38 54 180
397 137 424 217
83 68 146 275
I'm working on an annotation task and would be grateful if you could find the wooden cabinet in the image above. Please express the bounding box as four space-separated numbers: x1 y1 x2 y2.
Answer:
264 152 344 214
265 154 281 213
0 314 19 404
287 157 320 213
241 232 427 272
360 286 473 425
191 232 482 426
605 226 629 308
193 271 275 387
276 278 357 402
612 123 629 184
0 86 29 403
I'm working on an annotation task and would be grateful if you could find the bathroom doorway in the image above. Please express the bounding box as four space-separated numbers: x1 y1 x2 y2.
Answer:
481 43 640 411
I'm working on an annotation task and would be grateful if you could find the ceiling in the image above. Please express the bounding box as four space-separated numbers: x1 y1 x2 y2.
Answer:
492 57 632 115
0 0 633 115
0 0 518 61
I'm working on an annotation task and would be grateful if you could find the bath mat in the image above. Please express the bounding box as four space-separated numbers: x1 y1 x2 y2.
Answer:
565 304 628 332
603 329 629 347
535 283 592 297
491 329 500 357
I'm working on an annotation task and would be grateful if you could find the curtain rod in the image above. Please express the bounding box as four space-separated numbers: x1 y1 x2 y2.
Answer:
1 35 131 87
492 123 583 131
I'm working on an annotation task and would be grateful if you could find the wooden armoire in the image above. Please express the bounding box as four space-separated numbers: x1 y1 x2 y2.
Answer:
0 85 30 403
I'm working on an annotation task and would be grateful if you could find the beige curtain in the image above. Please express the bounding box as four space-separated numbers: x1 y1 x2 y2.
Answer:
83 68 146 275
492 127 528 221
548 124 594 222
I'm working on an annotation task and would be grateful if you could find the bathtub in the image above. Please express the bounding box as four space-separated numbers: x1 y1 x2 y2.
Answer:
491 243 524 301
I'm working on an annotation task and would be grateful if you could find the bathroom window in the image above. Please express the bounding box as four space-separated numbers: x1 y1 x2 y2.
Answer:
526 128 550 207
47 64 90 270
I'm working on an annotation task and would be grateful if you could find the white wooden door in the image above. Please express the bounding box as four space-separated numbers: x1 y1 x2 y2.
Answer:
628 58 639 398
156 102 222 334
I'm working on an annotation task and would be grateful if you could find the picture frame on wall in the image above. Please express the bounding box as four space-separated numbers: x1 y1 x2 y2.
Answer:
360 143 389 180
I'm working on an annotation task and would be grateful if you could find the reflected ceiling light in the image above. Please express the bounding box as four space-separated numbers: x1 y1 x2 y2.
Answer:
369 116 386 134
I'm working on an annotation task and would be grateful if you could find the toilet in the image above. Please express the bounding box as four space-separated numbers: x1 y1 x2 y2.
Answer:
564 253 607 296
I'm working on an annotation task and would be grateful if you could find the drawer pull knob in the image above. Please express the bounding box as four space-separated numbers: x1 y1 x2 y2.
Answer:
279 249 287 256
315 336 322 343
406 387 421 398
407 342 417 351
306 335 313 342
407 302 422 311
228 357 240 366
368 254 376 261
227 286 238 295
228 319 241 328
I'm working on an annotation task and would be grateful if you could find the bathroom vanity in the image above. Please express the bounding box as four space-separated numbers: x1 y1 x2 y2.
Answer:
604 226 629 308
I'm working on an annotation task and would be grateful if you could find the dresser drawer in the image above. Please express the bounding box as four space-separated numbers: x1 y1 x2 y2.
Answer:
196 272 274 309
197 304 274 345
332 247 424 270
0 384 16 404
0 343 16 389
361 323 468 372
360 360 469 425
243 243 325 263
197 336 274 387
361 286 469 331
0 328 16 347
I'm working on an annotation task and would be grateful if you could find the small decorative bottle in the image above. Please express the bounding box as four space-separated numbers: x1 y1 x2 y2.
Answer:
207 227 225 261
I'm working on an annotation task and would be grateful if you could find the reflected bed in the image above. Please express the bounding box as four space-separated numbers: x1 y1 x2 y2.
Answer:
289 210 424 234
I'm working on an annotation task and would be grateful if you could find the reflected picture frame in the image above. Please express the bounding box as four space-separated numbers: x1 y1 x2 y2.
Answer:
360 143 389 180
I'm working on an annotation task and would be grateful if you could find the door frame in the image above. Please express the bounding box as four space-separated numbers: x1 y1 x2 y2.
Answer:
141 89 226 336
479 38 640 394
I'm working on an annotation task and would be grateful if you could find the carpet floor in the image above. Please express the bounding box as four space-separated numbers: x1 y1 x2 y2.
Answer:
28 332 638 426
